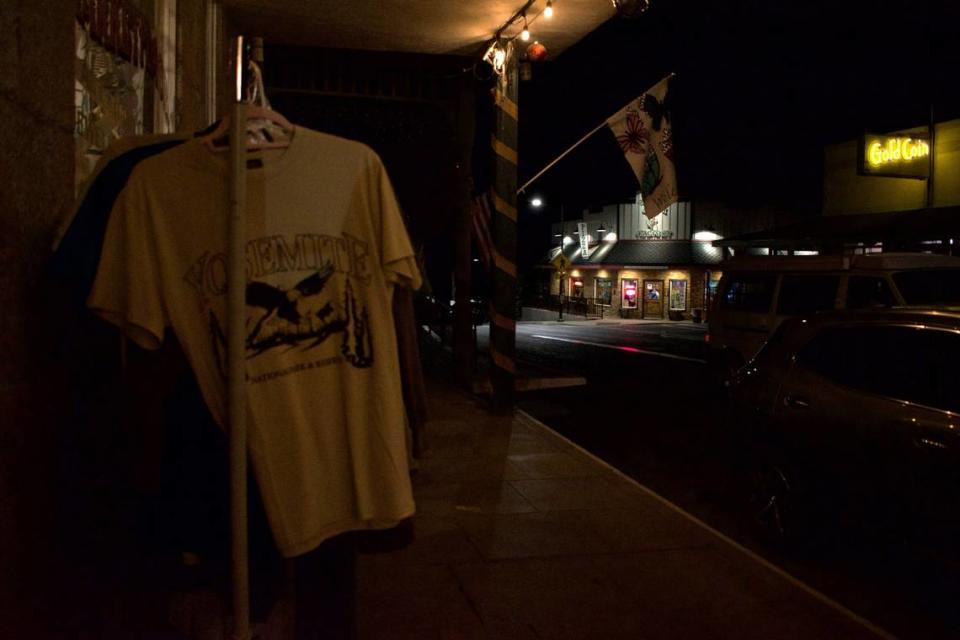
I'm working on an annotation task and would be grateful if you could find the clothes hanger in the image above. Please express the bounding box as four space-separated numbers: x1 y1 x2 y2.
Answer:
201 61 293 152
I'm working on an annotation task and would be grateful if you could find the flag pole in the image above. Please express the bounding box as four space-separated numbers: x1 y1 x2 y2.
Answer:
517 119 609 194
518 72 676 195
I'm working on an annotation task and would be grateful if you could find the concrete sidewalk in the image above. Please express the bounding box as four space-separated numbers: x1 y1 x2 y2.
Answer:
353 378 893 640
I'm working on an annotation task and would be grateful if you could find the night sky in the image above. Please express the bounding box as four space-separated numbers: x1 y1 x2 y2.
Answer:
517 0 960 263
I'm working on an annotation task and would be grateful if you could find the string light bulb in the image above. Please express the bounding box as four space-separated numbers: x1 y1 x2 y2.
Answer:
520 14 530 41
544 1 554 18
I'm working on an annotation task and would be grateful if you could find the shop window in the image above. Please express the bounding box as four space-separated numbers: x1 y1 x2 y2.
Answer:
645 281 662 301
668 279 688 311
622 278 639 309
720 274 775 312
596 278 613 305
776 275 839 315
707 274 721 307
572 279 585 298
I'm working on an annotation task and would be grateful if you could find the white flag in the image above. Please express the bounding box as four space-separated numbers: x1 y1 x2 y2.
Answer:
606 76 678 218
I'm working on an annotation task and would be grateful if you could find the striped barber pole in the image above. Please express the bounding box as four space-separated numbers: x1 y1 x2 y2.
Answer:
488 43 519 411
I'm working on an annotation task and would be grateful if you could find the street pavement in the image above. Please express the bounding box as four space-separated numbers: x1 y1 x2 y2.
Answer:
472 319 960 640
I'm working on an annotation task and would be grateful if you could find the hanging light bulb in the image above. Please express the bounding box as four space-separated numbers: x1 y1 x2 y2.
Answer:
520 14 530 41
544 1 554 19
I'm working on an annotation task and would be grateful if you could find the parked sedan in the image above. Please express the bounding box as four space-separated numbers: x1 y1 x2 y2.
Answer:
729 308 960 546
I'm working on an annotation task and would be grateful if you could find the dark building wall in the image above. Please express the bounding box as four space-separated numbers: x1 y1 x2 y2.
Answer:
0 3 216 634
693 200 806 240
0 0 75 633
177 0 210 131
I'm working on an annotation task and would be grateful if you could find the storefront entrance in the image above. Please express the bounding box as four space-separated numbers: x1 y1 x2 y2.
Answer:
643 280 664 319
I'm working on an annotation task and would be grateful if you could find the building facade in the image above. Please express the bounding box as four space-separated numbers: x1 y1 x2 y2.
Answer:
719 119 960 254
540 196 724 320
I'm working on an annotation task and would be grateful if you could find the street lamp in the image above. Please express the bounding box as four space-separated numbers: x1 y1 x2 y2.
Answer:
530 196 543 208
558 202 565 322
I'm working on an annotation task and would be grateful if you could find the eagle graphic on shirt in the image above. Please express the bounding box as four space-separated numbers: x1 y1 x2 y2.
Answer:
208 264 374 377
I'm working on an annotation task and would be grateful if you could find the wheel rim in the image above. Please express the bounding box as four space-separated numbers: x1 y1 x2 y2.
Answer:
752 464 792 539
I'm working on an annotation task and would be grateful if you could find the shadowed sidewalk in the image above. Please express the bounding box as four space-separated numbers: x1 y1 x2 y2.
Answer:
353 375 892 640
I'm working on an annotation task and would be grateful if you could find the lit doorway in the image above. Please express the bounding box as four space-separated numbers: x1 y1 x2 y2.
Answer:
642 280 664 319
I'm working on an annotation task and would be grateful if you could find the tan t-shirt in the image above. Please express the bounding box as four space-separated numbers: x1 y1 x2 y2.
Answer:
88 127 422 556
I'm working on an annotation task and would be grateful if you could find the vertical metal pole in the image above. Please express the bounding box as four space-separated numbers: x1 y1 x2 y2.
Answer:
489 44 519 412
228 100 250 640
558 275 564 321
453 75 476 388
558 203 564 322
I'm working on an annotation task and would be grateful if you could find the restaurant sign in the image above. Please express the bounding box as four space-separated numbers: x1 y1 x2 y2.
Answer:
858 132 930 179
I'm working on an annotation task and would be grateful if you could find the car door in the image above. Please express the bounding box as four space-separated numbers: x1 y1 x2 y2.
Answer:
770 326 865 501
780 324 960 528
869 326 960 529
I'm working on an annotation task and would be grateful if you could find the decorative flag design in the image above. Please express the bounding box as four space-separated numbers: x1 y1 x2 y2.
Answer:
471 190 495 269
606 75 677 219
577 221 589 256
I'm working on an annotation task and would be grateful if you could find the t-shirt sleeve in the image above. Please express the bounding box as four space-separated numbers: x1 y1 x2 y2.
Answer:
86 171 167 350
373 156 422 291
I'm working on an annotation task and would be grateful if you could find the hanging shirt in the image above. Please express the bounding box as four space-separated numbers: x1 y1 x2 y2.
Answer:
50 137 188 306
88 127 422 557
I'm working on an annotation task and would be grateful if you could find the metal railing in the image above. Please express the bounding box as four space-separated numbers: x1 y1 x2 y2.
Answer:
524 294 607 320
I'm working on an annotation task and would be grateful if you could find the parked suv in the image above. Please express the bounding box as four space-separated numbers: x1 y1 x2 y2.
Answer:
729 308 960 545
707 253 960 372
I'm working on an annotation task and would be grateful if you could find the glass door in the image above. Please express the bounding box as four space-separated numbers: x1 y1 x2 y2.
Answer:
643 280 664 319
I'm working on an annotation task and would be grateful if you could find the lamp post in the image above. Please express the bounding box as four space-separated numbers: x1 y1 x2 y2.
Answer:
558 203 564 322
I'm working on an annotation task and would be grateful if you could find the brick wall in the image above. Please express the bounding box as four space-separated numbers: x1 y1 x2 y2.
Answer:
0 0 75 634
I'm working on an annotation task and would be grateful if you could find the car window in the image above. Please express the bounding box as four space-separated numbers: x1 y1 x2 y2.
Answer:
900 329 960 413
750 317 798 366
776 275 839 315
796 325 960 412
720 274 776 312
846 276 896 309
892 269 960 305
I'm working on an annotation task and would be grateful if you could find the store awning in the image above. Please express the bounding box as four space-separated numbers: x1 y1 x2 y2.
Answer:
716 206 960 250
223 1 616 56
546 240 724 267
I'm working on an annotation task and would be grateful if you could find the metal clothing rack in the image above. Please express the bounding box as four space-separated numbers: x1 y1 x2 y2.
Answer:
227 34 263 640
226 34 295 640
227 95 249 640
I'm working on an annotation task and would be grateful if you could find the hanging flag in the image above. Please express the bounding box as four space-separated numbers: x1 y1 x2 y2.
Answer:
606 75 677 218
471 190 495 269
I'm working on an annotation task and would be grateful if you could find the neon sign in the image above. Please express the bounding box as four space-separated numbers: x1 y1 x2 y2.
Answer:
622 278 639 309
859 132 931 179
867 138 929 166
